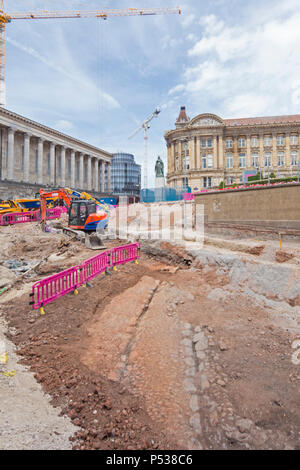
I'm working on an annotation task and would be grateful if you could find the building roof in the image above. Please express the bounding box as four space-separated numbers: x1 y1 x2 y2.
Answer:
224 114 300 126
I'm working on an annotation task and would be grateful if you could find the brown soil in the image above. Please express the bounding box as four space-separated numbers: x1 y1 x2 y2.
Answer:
1 223 300 450
275 250 294 263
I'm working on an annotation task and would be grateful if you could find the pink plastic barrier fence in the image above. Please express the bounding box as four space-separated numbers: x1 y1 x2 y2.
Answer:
80 250 110 283
0 206 66 226
30 242 141 310
110 243 140 267
182 193 194 201
31 265 82 310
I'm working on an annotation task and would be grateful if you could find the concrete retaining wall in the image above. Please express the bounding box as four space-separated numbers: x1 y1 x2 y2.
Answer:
194 183 300 230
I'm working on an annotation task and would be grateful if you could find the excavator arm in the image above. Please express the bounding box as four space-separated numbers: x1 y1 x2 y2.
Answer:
39 188 72 224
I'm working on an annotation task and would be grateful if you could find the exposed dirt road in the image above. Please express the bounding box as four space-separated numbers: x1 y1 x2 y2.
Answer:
0 223 300 449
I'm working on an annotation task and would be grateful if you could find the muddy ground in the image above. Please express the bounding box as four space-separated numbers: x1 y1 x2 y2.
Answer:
0 222 300 450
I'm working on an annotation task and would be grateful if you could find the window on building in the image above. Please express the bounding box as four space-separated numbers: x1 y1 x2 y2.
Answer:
207 177 212 187
239 153 246 168
252 153 259 167
207 154 213 168
277 152 284 166
47 152 50 173
226 153 233 168
203 177 207 188
35 150 38 173
277 135 285 146
225 138 233 148
264 136 272 147
67 158 71 178
251 137 258 147
290 135 298 145
202 155 207 169
201 138 206 148
76 160 80 180
264 152 271 167
291 151 298 165
175 157 179 171
238 138 246 148
207 138 212 148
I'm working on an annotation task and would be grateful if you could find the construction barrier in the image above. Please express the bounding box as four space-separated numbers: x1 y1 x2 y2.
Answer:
110 243 140 267
31 265 82 310
30 242 141 311
0 207 66 226
81 250 110 283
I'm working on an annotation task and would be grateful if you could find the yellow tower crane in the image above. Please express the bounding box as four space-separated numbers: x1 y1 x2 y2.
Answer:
0 1 181 107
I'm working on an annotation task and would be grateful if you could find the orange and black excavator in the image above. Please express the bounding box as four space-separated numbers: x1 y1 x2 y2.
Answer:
40 188 108 249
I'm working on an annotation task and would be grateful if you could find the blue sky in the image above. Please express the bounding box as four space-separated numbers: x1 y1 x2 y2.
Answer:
4 0 300 187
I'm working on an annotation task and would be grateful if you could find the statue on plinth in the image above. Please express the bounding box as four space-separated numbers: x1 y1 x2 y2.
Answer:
155 156 165 188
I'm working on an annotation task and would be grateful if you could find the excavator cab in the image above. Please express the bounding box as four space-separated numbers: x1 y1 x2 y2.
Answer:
68 200 107 231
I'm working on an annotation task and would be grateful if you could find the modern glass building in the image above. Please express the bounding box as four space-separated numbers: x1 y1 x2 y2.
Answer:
111 153 141 196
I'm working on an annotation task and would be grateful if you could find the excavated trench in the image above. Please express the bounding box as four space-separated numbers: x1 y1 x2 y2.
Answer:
0 223 300 450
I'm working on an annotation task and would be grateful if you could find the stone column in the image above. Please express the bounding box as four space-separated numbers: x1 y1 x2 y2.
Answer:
259 133 265 168
60 146 66 187
190 137 196 169
233 136 238 168
167 144 172 173
87 155 92 190
218 134 224 169
196 137 201 169
213 135 217 169
7 127 15 180
100 160 105 192
172 142 176 171
49 143 55 185
246 134 251 168
272 133 277 168
37 138 44 184
70 150 75 188
79 153 84 189
285 132 290 167
178 140 182 170
94 158 99 191
23 133 31 182
107 162 111 192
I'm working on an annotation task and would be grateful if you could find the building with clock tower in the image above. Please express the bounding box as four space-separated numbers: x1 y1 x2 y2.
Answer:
165 106 300 190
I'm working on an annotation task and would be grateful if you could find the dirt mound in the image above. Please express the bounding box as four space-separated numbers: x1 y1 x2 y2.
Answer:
246 245 265 256
275 251 294 263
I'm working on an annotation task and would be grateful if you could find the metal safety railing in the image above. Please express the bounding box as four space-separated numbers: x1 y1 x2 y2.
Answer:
0 206 66 226
29 242 141 312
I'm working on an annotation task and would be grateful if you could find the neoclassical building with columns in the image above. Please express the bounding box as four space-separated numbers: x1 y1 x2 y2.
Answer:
0 107 112 193
165 107 300 190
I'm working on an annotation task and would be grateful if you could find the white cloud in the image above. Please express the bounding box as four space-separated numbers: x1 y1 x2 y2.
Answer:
181 13 196 28
169 7 300 118
55 119 73 131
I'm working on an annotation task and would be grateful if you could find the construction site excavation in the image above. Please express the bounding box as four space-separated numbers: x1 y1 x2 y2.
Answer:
1 0 300 456
0 190 300 452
